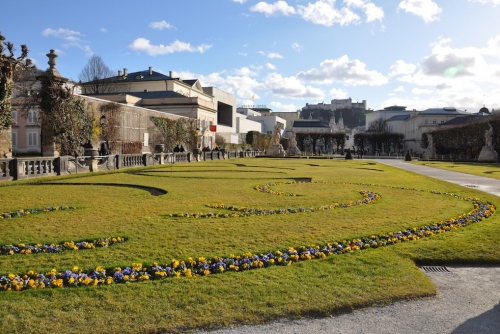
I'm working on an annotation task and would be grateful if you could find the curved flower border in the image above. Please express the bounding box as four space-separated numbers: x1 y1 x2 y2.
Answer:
170 190 380 218
0 182 495 291
1 205 76 219
1 237 127 255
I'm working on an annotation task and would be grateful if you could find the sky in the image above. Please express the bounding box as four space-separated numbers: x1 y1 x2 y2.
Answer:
3 0 500 113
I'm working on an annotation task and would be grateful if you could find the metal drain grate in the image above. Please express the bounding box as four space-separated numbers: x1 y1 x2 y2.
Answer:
464 184 479 188
421 266 450 273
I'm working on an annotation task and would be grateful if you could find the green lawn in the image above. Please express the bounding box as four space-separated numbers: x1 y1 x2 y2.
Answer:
413 160 500 180
0 158 499 333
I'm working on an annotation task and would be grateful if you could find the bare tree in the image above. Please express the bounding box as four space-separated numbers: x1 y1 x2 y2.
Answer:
78 55 117 94
215 133 226 148
368 118 388 133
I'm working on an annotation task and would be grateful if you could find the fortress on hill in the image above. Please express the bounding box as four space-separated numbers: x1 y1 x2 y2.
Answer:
301 98 369 129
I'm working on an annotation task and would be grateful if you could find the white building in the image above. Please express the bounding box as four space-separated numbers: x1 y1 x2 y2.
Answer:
404 107 470 153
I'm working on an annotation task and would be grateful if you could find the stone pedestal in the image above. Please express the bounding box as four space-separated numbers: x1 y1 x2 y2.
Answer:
267 144 286 157
423 146 436 160
478 146 498 162
84 148 99 172
0 127 12 158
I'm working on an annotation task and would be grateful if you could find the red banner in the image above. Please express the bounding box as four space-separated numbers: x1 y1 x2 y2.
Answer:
210 125 217 132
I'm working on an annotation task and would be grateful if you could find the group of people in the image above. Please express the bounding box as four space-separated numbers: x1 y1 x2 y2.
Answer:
173 145 185 153
201 146 221 152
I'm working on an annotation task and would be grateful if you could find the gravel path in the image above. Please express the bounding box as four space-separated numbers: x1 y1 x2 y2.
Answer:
200 159 500 334
205 266 500 334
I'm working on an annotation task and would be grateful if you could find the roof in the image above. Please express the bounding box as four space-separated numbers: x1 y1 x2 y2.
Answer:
419 107 466 115
386 114 410 122
293 120 330 128
251 107 273 112
182 79 198 87
89 70 172 84
383 106 407 111
125 91 186 99
440 115 479 126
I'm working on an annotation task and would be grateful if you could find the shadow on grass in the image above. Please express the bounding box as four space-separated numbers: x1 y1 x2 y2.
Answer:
29 182 167 196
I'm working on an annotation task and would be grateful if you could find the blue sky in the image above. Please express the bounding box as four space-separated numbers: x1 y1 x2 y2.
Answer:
3 0 500 112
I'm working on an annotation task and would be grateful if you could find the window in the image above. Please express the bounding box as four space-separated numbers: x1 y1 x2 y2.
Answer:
433 120 436 124
11 111 17 124
27 110 38 124
27 132 38 147
11 131 17 147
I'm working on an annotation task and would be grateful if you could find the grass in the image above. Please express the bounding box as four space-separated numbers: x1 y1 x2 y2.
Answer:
0 158 499 333
413 160 500 180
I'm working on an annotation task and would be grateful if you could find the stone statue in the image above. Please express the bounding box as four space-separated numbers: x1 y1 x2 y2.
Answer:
423 133 436 159
427 134 434 150
478 123 498 162
485 124 493 147
267 124 286 157
287 132 301 155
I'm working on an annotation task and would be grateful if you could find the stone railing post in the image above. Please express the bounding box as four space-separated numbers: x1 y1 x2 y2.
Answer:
13 158 27 180
142 154 150 166
54 156 69 176
115 155 122 169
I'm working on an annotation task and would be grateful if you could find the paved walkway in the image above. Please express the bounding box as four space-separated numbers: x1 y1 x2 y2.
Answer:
203 160 500 334
370 159 500 198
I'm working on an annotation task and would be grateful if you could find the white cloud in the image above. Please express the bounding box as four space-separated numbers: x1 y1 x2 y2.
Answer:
128 38 212 56
389 60 416 77
100 28 107 33
291 42 304 52
263 72 324 99
251 0 383 26
399 35 500 90
269 101 299 111
41 28 93 55
412 88 433 94
238 52 248 57
149 20 176 30
233 67 258 77
42 28 83 42
297 55 388 86
394 85 405 92
297 0 360 26
258 51 284 59
467 0 500 4
329 88 348 99
344 0 384 22
233 0 247 3
266 63 276 70
250 1 296 16
380 86 500 111
398 0 442 23
268 52 283 59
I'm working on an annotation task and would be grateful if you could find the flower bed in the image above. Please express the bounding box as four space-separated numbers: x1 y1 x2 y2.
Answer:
0 182 495 292
1 205 76 219
1 237 126 255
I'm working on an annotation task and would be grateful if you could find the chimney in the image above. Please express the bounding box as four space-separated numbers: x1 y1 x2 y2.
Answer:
123 68 128 76
149 67 153 76
169 70 173 78
118 70 122 76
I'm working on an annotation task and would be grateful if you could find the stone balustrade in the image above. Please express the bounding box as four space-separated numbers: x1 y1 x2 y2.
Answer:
0 151 264 182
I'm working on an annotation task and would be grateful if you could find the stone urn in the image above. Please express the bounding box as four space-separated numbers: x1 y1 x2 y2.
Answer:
154 144 165 153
